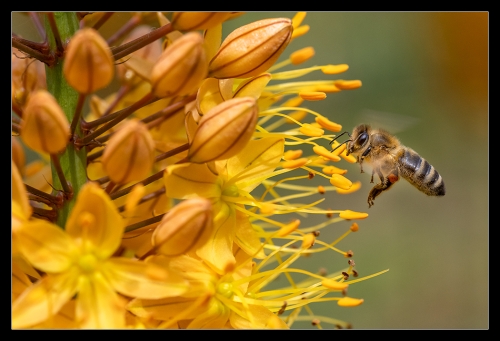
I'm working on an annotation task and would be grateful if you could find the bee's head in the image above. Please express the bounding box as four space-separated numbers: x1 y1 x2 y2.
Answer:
346 124 371 156
329 124 372 156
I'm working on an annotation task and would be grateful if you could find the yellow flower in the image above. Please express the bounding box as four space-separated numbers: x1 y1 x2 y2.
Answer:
128 250 289 329
127 227 385 329
164 136 284 273
12 182 188 329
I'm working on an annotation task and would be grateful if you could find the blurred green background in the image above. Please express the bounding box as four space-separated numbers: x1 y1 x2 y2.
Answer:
237 11 487 330
12 12 488 329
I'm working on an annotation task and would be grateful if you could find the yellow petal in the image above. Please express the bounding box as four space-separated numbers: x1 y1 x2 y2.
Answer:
12 137 25 176
164 163 221 199
12 261 33 302
233 73 272 99
234 210 266 259
104 258 188 299
227 136 285 193
12 271 79 329
76 273 126 329
196 78 226 115
196 203 236 275
204 23 223 62
186 299 229 329
66 182 124 259
128 296 207 320
229 303 288 329
12 161 31 224
158 255 215 297
15 220 76 273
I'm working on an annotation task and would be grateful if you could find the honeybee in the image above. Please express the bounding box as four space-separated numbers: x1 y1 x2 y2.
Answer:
331 124 445 208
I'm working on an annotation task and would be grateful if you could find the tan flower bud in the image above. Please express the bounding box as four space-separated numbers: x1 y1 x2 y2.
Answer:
152 198 213 257
188 97 258 163
171 12 233 31
101 119 155 184
208 18 293 79
150 32 208 98
20 90 70 154
12 49 46 107
63 27 114 94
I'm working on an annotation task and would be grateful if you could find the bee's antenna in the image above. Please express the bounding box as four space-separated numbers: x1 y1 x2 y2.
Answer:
329 131 351 152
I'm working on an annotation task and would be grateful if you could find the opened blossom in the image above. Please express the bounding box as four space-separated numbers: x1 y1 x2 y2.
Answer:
12 182 188 329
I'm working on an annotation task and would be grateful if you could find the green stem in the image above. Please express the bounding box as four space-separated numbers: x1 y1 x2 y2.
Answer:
44 12 87 228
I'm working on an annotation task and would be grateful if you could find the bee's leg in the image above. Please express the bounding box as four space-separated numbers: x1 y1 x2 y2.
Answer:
358 156 365 173
367 169 399 208
370 169 376 183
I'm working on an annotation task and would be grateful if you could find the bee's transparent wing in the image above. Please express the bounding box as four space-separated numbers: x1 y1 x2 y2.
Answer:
356 109 420 135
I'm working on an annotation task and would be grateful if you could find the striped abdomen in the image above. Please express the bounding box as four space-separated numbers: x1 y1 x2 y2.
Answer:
398 147 445 196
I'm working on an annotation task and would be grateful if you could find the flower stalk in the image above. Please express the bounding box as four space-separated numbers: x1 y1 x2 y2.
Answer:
44 12 86 227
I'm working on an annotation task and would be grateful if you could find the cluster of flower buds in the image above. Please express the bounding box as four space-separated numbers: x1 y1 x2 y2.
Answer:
11 12 379 330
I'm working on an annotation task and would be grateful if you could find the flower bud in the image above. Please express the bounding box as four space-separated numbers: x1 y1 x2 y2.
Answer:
188 97 258 163
171 12 233 31
20 90 70 154
208 18 293 79
152 198 213 257
63 27 114 94
12 49 46 107
150 32 208 98
102 119 155 184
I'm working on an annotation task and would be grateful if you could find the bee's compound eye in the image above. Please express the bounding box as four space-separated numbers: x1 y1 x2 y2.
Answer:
357 132 368 147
